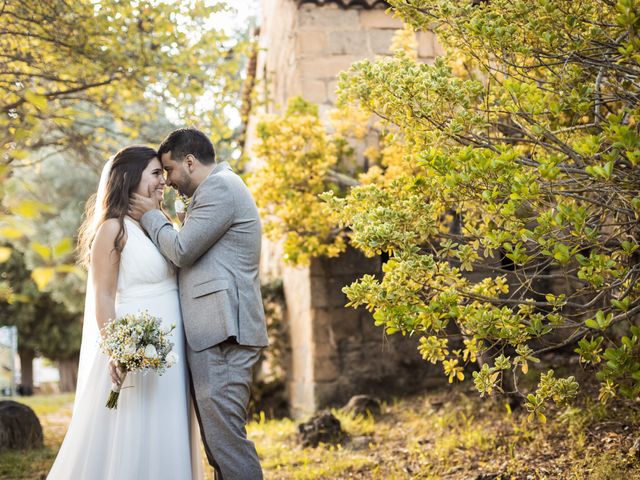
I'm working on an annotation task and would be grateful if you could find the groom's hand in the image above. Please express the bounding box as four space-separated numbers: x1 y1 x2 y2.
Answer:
128 193 158 220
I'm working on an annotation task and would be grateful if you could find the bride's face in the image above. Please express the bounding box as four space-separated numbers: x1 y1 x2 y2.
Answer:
134 157 165 202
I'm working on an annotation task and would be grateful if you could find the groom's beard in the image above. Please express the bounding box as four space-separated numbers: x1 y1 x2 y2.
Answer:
175 178 196 198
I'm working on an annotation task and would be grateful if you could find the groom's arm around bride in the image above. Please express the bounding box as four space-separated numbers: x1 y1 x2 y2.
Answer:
129 127 268 480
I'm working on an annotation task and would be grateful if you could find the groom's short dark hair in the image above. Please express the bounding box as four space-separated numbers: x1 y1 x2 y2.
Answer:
158 127 216 165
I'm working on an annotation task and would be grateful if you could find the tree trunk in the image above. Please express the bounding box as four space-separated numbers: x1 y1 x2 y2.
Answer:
57 356 79 393
18 347 34 396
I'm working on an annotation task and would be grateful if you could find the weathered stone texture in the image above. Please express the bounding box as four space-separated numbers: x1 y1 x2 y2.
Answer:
299 4 361 30
301 79 328 103
300 55 363 81
359 9 403 29
328 31 369 55
298 30 328 56
308 247 441 408
368 29 396 54
417 31 436 58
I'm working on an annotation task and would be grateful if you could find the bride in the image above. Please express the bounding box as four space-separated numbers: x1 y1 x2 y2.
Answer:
48 146 202 479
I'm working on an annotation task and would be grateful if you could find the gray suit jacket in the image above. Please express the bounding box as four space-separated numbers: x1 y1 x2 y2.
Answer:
141 161 268 351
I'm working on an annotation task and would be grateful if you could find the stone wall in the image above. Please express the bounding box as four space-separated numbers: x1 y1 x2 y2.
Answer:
249 0 444 416
308 247 440 413
295 3 441 116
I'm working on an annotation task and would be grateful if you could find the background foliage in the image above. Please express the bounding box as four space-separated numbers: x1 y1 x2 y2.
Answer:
0 0 253 388
251 0 640 417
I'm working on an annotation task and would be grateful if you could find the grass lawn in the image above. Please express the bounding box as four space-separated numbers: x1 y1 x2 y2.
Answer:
2 385 639 479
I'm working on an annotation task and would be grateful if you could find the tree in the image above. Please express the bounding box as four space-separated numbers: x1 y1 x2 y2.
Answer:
1 0 246 159
0 248 81 394
251 0 640 418
1 0 250 285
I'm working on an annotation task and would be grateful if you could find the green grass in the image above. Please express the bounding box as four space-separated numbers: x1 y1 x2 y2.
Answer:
2 387 639 479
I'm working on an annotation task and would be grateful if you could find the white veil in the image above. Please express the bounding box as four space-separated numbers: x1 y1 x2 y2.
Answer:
73 157 113 411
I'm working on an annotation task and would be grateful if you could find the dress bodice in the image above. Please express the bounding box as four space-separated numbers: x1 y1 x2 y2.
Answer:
116 217 177 303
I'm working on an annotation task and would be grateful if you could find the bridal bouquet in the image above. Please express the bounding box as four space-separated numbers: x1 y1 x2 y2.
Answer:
100 311 178 409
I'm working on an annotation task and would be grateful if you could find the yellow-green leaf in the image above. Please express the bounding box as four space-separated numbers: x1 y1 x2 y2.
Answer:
53 237 73 259
32 267 55 290
0 247 11 263
31 242 51 261
24 91 48 111
10 149 29 160
0 226 25 239
55 264 81 276
12 200 50 219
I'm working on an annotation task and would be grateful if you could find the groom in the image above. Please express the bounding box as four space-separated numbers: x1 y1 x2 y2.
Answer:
128 127 268 479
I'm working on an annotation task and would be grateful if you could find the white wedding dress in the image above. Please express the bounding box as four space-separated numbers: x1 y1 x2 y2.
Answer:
48 217 202 480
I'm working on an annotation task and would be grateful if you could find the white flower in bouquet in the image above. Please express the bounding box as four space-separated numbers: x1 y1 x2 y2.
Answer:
144 344 158 359
100 311 176 409
166 351 179 368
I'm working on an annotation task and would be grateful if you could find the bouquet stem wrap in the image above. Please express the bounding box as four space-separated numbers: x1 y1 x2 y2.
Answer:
105 372 127 409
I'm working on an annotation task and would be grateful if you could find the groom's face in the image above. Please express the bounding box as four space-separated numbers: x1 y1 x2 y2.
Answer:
161 152 195 197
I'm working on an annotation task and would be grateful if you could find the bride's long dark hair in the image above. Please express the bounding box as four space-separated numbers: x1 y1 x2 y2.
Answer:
78 146 158 267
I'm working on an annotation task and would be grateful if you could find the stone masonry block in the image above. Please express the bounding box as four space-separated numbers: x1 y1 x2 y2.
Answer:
314 355 341 382
314 336 339 361
309 275 329 308
341 348 385 378
417 31 435 58
301 79 328 104
299 5 361 30
299 55 363 81
314 308 362 342
310 276 351 309
361 310 385 342
434 36 446 56
297 30 327 56
328 31 369 55
332 312 362 341
359 9 403 30
368 29 396 55
313 318 334 345
314 381 341 407
313 245 381 277
327 79 338 104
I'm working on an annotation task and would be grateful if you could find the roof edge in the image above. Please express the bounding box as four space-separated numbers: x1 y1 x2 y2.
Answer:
297 0 390 9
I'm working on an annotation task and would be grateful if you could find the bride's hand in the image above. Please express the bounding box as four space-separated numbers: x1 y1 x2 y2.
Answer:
108 359 125 387
128 193 158 221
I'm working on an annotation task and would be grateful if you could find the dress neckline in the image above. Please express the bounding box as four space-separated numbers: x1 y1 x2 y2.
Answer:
124 216 144 234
